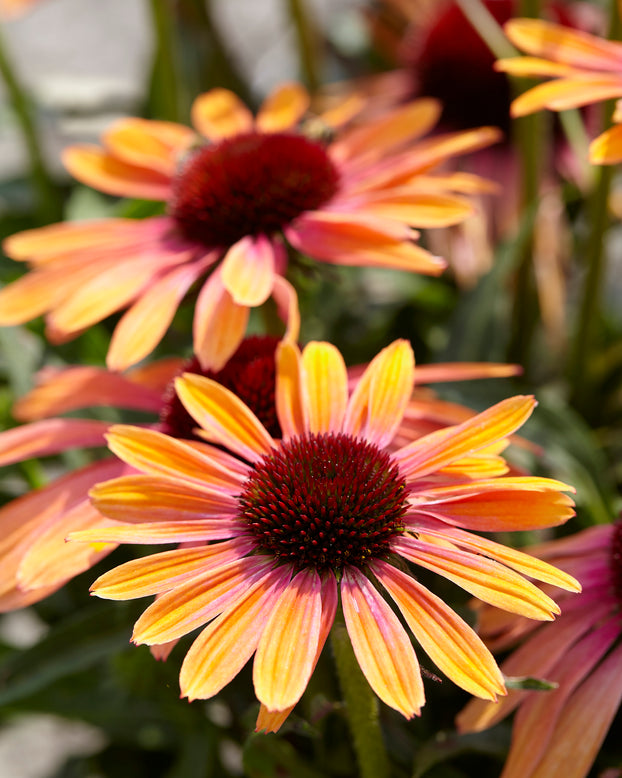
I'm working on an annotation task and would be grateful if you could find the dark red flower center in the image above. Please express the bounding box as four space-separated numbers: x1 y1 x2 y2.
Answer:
159 335 281 441
404 0 579 134
238 432 408 573
611 520 622 604
169 131 340 248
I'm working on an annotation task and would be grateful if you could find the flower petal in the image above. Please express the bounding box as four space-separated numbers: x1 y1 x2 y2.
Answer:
301 341 348 434
62 145 171 200
103 118 195 177
287 212 446 275
344 339 414 447
130 556 274 644
341 567 424 718
394 396 536 481
193 271 250 371
0 419 109 466
90 538 252 600
191 88 254 141
589 122 622 165
104 425 246 492
511 75 622 116
275 341 307 440
347 190 474 228
504 18 622 72
254 568 323 710
13 366 162 421
373 560 505 700
180 567 290 701
90 474 237 523
495 56 583 77
395 536 560 620
107 258 213 371
256 83 310 132
221 235 276 306
175 372 274 462
271 275 300 344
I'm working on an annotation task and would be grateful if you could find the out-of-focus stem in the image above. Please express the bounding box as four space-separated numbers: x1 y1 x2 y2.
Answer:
569 0 621 413
0 24 60 223
148 0 185 122
330 621 390 778
455 0 518 58
284 0 320 91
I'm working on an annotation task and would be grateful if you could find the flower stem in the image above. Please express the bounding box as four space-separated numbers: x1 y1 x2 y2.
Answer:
0 24 60 223
284 0 320 91
569 0 621 413
330 620 390 778
147 0 185 122
506 0 543 372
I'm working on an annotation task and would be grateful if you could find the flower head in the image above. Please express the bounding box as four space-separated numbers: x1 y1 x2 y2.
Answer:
497 17 622 163
77 339 578 729
0 84 500 371
458 521 622 778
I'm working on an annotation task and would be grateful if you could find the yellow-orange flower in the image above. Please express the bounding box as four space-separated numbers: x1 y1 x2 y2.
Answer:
497 18 622 164
0 84 500 371
75 339 578 730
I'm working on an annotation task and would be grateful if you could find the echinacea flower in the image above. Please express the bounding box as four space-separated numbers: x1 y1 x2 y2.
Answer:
458 521 622 778
497 18 622 164
75 339 579 731
0 84 500 370
0 326 520 611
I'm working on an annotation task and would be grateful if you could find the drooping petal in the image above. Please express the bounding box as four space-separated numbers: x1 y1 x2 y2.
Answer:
495 56 583 77
501 621 621 778
90 474 238 522
504 18 622 72
271 275 300 344
180 567 290 701
191 88 254 141
193 271 249 371
287 212 446 275
220 235 276 306
373 561 505 700
525 642 622 778
175 373 274 462
301 341 348 434
62 145 172 200
130 556 274 645
589 123 622 165
344 339 414 447
103 118 195 177
255 572 337 733
107 258 213 371
0 265 91 325
104 425 246 492
412 362 521 383
254 568 323 711
256 83 310 132
395 536 560 620
70 520 238 545
341 567 425 718
90 538 252 600
394 396 536 481
344 190 474 228
0 419 109 466
275 341 308 439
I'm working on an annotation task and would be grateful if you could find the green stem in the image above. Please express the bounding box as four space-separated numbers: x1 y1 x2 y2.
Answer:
0 24 60 223
284 0 320 91
330 620 390 778
569 0 621 413
506 0 543 371
147 0 185 122
454 0 518 59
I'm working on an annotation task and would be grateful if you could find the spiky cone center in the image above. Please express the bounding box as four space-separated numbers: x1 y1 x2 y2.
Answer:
169 131 340 247
159 336 281 441
238 432 408 574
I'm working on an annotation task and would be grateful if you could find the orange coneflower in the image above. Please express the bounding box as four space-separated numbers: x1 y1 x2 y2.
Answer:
498 17 622 164
0 328 520 611
458 521 622 778
75 339 579 730
0 84 500 370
